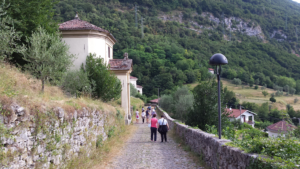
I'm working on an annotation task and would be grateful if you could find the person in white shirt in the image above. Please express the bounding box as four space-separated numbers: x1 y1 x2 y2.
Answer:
135 109 139 123
151 108 156 117
141 109 146 123
158 115 169 143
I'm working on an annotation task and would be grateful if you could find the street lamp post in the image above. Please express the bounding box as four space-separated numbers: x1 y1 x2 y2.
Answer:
209 53 228 139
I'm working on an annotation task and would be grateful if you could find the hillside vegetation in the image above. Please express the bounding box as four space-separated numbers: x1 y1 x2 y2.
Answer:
50 0 300 98
0 63 144 117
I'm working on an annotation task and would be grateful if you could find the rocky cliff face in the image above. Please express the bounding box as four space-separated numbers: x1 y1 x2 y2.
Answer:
159 11 265 41
0 103 117 169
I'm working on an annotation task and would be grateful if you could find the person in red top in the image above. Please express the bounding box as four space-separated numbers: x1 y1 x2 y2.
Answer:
150 114 158 142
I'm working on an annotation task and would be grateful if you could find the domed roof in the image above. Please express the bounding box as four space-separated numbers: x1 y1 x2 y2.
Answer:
59 14 116 42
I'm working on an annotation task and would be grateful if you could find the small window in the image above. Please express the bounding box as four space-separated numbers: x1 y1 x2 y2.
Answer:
108 47 110 58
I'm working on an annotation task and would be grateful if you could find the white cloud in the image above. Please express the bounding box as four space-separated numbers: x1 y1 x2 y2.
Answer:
292 0 300 3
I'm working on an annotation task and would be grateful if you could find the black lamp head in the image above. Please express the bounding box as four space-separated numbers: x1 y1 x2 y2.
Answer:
209 53 228 66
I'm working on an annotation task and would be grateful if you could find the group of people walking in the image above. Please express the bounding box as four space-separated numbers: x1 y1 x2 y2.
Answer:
135 106 170 143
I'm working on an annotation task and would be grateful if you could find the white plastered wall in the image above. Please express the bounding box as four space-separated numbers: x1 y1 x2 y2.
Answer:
63 37 89 69
61 30 115 68
137 88 143 95
130 79 137 88
88 37 107 63
113 71 131 124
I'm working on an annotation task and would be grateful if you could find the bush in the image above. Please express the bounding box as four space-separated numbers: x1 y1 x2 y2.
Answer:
159 95 174 114
232 137 300 167
255 121 273 129
61 69 93 97
295 98 299 104
270 97 276 103
262 90 268 97
130 83 138 96
254 85 258 89
85 53 122 102
233 78 242 86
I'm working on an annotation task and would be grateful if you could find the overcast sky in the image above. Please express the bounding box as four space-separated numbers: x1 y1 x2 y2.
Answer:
293 0 300 3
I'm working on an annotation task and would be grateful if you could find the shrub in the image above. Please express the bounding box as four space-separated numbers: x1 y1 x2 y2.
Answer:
294 98 299 104
254 85 258 89
130 83 138 96
232 137 300 167
85 53 121 102
255 121 273 129
233 78 242 86
270 97 276 103
159 95 174 114
262 91 268 97
61 69 93 97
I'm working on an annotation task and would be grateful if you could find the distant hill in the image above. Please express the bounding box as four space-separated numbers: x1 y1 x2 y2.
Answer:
54 0 300 97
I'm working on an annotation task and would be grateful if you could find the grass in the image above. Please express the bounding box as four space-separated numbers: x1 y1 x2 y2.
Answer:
0 62 145 167
0 62 125 117
186 79 300 111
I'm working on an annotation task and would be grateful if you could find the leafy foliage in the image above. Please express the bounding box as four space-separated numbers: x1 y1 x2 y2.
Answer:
85 53 122 102
232 78 241 86
23 27 75 92
50 0 300 97
159 86 193 122
270 97 276 103
61 69 94 97
0 2 25 61
186 80 229 130
130 83 138 96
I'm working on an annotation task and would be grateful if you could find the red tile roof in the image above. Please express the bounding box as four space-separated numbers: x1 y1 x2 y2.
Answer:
59 15 117 42
130 76 138 80
208 68 214 71
267 120 296 133
150 98 160 103
137 85 143 88
109 59 132 71
226 108 247 118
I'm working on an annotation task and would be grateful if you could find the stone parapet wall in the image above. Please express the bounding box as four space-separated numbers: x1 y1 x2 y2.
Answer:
0 103 115 169
156 106 259 169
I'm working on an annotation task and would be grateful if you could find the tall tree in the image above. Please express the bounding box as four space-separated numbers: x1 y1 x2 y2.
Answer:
85 53 122 102
186 81 229 130
0 0 25 61
7 0 58 65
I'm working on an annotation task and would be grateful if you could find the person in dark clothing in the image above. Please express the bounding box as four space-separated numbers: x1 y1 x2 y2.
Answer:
158 115 169 142
146 109 150 123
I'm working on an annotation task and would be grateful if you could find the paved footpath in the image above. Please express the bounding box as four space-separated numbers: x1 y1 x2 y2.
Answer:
104 122 204 169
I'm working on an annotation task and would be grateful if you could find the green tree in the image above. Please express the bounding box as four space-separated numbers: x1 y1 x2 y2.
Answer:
262 91 269 97
270 97 276 103
23 27 74 92
85 53 122 102
7 0 58 65
0 2 25 61
130 83 138 96
257 102 269 121
186 81 229 130
159 95 174 113
232 78 242 86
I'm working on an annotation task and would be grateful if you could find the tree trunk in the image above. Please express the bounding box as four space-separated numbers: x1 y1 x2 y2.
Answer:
42 78 45 93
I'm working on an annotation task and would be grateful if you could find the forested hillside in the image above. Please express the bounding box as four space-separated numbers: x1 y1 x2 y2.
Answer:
52 0 300 97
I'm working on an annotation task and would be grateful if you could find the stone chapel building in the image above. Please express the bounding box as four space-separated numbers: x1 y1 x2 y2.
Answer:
59 14 133 124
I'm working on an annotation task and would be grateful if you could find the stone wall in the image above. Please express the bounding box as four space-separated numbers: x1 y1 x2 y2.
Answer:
156 106 259 169
0 103 117 169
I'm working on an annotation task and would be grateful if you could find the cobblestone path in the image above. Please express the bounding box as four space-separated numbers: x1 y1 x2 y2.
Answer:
105 122 204 169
